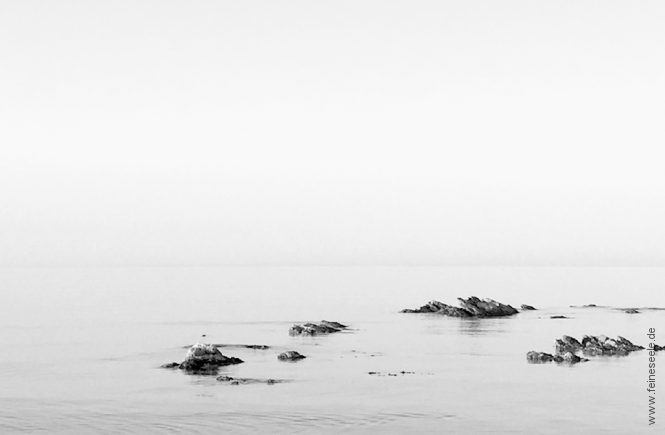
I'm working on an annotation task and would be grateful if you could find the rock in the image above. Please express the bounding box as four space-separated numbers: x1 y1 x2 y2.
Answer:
552 335 645 356
550 315 569 319
401 297 518 318
178 343 243 374
278 351 306 361
624 309 640 314
652 344 664 351
527 351 554 363
400 300 471 316
289 320 348 336
527 350 587 364
555 336 583 354
160 362 180 369
182 343 270 350
521 304 537 310
216 375 282 385
457 297 519 317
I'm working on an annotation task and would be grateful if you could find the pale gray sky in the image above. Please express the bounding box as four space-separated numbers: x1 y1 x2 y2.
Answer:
1 0 664 266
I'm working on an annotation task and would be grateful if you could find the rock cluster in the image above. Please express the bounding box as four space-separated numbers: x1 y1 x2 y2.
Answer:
401 297 518 317
161 343 243 374
289 320 348 336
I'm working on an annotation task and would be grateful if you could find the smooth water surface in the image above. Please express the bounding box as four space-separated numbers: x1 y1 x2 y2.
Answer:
0 267 663 433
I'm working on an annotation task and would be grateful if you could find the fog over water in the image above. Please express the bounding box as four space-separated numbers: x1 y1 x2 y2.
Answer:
1 1 665 268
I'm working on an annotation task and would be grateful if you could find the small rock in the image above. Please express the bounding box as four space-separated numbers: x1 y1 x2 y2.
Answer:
521 304 537 310
550 315 569 319
289 320 348 336
278 351 306 361
555 335 583 354
526 351 554 363
160 362 180 369
178 343 243 374
624 309 640 314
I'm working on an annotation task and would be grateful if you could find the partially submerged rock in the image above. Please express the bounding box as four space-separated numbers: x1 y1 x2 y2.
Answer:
289 320 348 336
550 315 570 319
651 344 665 352
624 309 640 314
160 362 180 369
520 304 537 310
162 343 243 374
526 351 587 364
278 351 306 361
181 344 270 350
580 335 644 356
555 335 583 354
216 375 282 385
401 297 518 318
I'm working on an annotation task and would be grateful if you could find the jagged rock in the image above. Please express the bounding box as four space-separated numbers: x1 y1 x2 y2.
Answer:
289 320 348 336
278 351 306 361
401 297 517 318
457 297 519 317
652 344 665 351
521 304 537 310
400 300 471 316
177 343 243 374
160 362 180 369
555 336 583 354
580 335 644 356
624 309 640 314
216 375 281 385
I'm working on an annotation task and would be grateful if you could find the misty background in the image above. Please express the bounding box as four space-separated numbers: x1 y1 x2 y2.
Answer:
1 0 664 267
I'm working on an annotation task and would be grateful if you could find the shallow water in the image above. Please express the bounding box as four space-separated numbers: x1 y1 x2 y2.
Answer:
0 266 663 433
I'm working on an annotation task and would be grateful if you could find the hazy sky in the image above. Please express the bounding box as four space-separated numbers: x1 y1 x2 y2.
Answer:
1 0 664 266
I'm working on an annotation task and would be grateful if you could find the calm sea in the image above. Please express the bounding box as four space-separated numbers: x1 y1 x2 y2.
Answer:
0 266 663 433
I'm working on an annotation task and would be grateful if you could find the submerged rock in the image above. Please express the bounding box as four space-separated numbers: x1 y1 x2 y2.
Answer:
520 304 537 311
167 343 243 374
401 297 518 318
278 351 306 361
527 351 587 364
216 375 282 385
160 362 180 369
181 344 270 350
526 351 554 363
550 315 570 319
624 309 640 314
289 320 348 336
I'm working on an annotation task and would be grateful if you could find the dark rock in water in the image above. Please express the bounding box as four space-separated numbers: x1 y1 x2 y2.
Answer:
289 320 348 336
458 297 519 317
555 336 583 354
216 375 282 385
652 344 665 352
278 351 306 361
580 335 644 356
401 297 518 318
527 351 554 363
182 343 270 350
160 362 180 369
520 304 537 310
550 315 570 319
624 309 640 314
178 343 243 374
400 300 471 316
527 351 587 364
